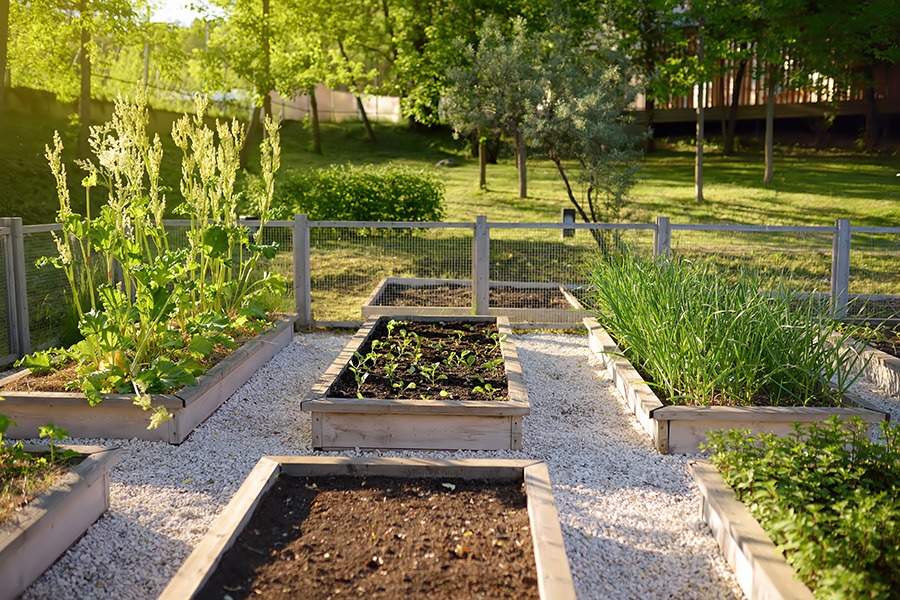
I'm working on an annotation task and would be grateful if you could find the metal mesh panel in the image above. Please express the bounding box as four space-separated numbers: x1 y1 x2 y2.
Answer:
669 228 835 294
24 230 71 351
489 226 654 284
849 231 900 296
254 223 295 313
488 225 654 324
0 235 12 361
162 221 295 314
309 225 473 322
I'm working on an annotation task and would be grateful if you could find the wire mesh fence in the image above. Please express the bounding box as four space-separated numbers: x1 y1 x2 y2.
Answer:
309 223 473 323
23 228 70 351
848 229 900 297
2 217 898 360
668 226 836 294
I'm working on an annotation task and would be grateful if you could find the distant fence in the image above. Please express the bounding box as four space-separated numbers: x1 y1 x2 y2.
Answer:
1 215 897 365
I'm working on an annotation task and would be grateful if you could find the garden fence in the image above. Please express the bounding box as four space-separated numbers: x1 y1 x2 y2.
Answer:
0 215 896 366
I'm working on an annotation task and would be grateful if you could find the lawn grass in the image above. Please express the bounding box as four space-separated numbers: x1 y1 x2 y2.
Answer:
1 107 897 324
3 107 898 227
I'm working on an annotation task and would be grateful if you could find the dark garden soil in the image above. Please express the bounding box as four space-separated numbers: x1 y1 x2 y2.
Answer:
376 283 572 310
197 475 538 600
331 320 509 402
0 321 273 394
867 326 900 357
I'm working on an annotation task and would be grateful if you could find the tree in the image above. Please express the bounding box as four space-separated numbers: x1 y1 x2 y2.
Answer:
799 0 900 150
203 0 299 162
443 16 538 197
7 0 135 153
524 27 644 252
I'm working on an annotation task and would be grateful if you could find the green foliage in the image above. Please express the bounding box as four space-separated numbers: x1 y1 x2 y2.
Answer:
523 22 643 246
585 254 863 406
275 163 445 222
18 93 285 429
706 418 900 598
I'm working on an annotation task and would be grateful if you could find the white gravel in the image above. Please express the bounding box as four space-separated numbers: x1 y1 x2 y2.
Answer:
19 330 840 599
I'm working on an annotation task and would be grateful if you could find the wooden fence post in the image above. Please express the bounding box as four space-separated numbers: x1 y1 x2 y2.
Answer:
1 217 30 357
830 218 851 317
653 216 671 260
294 214 311 329
472 216 489 315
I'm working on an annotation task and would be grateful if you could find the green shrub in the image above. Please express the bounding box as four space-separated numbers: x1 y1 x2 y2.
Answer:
706 418 900 598
585 254 862 406
275 163 445 222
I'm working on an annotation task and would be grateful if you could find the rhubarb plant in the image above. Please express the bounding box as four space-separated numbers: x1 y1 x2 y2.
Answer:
18 93 286 428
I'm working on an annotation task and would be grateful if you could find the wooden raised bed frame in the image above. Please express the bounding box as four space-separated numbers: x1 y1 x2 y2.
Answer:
0 315 296 444
0 444 121 600
302 315 529 451
159 456 575 600
840 335 900 397
689 460 814 600
361 277 588 326
584 317 887 454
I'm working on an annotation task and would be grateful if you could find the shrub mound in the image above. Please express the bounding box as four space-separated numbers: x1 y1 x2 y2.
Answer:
275 164 445 222
706 418 900 598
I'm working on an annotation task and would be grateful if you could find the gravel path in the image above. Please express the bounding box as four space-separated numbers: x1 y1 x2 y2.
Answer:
19 330 828 599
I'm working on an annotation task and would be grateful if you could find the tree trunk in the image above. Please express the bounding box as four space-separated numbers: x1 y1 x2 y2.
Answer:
764 66 776 184
516 130 526 199
0 0 9 110
262 91 272 121
478 135 486 189
486 132 500 164
309 88 322 154
355 94 376 142
240 105 262 168
78 0 91 158
723 59 747 155
695 80 704 203
863 82 880 151
644 97 656 153
695 25 704 203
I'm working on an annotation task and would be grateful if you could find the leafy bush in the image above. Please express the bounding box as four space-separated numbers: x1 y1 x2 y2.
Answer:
585 254 862 406
19 94 285 428
706 418 900 598
275 164 445 222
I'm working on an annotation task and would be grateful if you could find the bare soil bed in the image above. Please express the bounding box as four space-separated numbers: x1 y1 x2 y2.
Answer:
375 283 571 310
197 475 538 599
330 319 508 402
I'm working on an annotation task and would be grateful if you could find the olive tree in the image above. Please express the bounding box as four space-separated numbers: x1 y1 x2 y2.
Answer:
443 16 538 196
524 27 644 253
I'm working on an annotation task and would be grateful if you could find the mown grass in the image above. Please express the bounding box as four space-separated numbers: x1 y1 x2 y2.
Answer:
2 108 897 324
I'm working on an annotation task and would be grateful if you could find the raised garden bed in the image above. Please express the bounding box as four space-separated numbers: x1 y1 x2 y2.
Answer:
1 444 121 598
301 315 529 451
0 316 296 444
689 460 814 600
361 277 587 325
159 456 574 600
838 328 900 397
585 317 887 453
